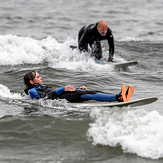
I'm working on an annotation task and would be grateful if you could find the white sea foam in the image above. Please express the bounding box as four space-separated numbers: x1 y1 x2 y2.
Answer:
118 36 144 42
0 34 126 71
87 107 163 159
0 84 22 99
0 84 28 118
0 35 47 65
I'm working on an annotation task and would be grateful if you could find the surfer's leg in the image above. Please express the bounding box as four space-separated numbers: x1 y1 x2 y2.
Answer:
58 89 116 102
81 93 117 102
81 85 130 102
58 86 133 103
126 85 134 101
91 41 102 60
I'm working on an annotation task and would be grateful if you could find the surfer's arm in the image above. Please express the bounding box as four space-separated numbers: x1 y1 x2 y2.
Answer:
78 30 90 52
28 87 65 99
28 87 52 99
28 88 41 99
55 85 76 94
48 85 76 100
57 85 86 92
107 31 115 62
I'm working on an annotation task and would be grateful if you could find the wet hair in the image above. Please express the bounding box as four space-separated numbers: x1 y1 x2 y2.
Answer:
24 71 36 89
23 71 53 95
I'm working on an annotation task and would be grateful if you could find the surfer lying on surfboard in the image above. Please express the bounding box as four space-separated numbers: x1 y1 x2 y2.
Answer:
23 71 134 103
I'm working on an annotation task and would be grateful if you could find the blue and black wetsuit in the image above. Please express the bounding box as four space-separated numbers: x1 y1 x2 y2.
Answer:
78 22 114 61
24 84 119 103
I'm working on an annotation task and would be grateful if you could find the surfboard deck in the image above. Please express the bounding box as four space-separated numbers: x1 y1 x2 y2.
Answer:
96 60 138 67
73 97 158 108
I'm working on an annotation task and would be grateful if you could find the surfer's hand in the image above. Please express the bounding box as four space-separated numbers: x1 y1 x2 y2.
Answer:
65 85 75 92
79 86 87 90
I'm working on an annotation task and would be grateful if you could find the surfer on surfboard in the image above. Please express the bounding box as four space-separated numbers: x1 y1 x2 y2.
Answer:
71 20 114 62
23 71 134 103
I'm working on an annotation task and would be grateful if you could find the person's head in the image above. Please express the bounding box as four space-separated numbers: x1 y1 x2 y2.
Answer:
24 71 43 88
97 20 108 36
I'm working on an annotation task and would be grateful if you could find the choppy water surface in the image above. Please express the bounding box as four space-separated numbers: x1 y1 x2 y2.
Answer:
0 0 163 162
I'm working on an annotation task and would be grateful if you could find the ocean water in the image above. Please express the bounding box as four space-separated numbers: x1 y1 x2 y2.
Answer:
0 0 163 162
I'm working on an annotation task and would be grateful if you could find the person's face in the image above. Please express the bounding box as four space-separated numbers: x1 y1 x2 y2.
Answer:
30 72 43 85
97 25 107 36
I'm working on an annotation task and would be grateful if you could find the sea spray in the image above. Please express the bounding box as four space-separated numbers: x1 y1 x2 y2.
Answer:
87 107 163 159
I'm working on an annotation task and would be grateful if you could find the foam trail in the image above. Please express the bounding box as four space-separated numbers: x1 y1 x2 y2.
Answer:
87 107 163 159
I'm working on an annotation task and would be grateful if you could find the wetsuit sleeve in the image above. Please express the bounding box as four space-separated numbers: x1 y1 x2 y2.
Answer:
78 29 90 52
28 87 48 99
55 87 65 95
47 87 65 100
107 31 115 62
28 88 41 99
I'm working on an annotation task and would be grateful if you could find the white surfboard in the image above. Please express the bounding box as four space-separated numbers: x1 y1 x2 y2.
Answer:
73 97 158 108
96 60 138 67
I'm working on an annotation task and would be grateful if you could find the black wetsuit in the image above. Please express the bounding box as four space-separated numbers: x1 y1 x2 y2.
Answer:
78 22 114 61
24 84 119 103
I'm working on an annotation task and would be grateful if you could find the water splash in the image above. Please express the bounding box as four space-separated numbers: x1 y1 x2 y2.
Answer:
87 107 163 159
